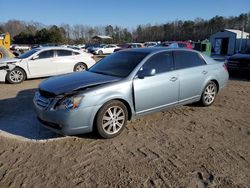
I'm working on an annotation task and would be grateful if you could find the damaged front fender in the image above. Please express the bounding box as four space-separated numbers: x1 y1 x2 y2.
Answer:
0 63 16 82
0 69 7 82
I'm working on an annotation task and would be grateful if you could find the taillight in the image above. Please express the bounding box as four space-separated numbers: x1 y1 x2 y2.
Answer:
223 63 228 71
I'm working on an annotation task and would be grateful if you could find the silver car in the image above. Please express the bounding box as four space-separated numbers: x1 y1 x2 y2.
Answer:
34 48 229 138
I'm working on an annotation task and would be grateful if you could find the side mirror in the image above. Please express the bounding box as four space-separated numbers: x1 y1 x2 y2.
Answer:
31 55 39 60
137 68 156 79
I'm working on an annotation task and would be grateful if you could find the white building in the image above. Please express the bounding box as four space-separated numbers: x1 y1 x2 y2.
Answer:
210 29 249 55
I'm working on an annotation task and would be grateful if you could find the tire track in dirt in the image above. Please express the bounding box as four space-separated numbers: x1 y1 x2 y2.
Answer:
0 80 250 187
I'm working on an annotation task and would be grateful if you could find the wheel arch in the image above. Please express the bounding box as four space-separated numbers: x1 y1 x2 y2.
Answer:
113 98 132 121
93 98 133 126
201 77 220 94
6 66 27 80
210 79 219 92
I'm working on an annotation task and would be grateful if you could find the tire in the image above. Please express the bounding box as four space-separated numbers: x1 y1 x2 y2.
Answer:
98 50 103 55
200 81 217 106
95 100 128 139
73 63 87 72
6 67 26 84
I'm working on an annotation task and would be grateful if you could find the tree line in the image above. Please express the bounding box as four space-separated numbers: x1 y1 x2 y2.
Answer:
0 13 249 45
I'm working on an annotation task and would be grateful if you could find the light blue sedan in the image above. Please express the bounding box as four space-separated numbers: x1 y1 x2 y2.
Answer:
33 48 229 138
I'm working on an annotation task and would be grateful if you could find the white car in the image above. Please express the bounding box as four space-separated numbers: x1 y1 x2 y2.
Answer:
0 47 96 84
92 44 118 55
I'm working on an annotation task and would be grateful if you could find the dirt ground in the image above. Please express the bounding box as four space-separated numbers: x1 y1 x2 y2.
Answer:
0 76 250 188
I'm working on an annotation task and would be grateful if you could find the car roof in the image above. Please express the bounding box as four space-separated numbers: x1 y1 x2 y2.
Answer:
35 46 78 51
123 47 198 54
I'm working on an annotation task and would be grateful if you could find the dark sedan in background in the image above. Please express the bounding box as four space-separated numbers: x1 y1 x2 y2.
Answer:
227 48 250 75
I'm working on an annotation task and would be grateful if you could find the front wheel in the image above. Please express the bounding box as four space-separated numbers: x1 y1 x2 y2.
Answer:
200 81 217 106
95 100 128 139
6 67 26 84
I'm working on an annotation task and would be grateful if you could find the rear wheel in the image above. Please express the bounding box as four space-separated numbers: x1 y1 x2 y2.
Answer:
200 81 217 106
73 63 87 72
98 50 103 55
6 67 26 84
96 100 128 139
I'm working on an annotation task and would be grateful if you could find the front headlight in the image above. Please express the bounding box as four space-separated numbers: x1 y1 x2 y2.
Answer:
55 95 83 110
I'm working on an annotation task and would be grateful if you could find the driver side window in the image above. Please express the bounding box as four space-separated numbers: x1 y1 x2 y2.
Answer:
38 50 54 59
141 52 174 74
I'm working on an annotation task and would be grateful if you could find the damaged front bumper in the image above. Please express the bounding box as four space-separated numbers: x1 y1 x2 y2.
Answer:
0 63 15 82
0 70 7 82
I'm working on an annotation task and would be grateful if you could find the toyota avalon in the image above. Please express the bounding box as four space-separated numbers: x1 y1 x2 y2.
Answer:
34 48 228 138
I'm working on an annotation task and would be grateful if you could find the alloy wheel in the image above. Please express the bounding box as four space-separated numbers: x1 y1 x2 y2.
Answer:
204 83 216 105
9 70 24 83
102 106 125 135
75 64 86 71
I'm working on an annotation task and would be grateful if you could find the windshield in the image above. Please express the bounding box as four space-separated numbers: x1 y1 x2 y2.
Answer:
89 51 149 77
18 49 38 59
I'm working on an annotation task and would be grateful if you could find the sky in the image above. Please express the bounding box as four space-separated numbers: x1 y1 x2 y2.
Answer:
0 0 249 28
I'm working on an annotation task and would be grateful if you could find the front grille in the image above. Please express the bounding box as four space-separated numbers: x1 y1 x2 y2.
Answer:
34 92 53 110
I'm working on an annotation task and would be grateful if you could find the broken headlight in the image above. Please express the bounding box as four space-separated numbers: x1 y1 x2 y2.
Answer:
55 95 84 110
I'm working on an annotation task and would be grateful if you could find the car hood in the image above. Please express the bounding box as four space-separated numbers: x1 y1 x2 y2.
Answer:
0 57 20 64
229 53 250 60
39 71 122 96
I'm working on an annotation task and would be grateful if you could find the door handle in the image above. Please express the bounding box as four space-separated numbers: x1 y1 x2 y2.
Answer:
170 77 178 82
202 71 208 75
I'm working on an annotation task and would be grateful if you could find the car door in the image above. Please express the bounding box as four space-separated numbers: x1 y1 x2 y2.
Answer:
99 45 108 54
104 45 112 54
173 50 207 102
108 45 116 53
133 52 179 114
27 50 56 77
54 49 77 74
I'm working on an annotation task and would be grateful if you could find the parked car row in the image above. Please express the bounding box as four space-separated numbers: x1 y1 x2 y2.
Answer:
226 48 250 74
114 43 144 52
85 41 193 55
155 41 193 49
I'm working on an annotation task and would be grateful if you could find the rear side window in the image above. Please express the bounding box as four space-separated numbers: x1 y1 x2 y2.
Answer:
57 50 72 56
38 50 54 59
73 51 80 55
174 51 206 69
142 52 174 74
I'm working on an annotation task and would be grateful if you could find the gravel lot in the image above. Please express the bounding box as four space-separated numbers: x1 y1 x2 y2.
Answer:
0 74 249 187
